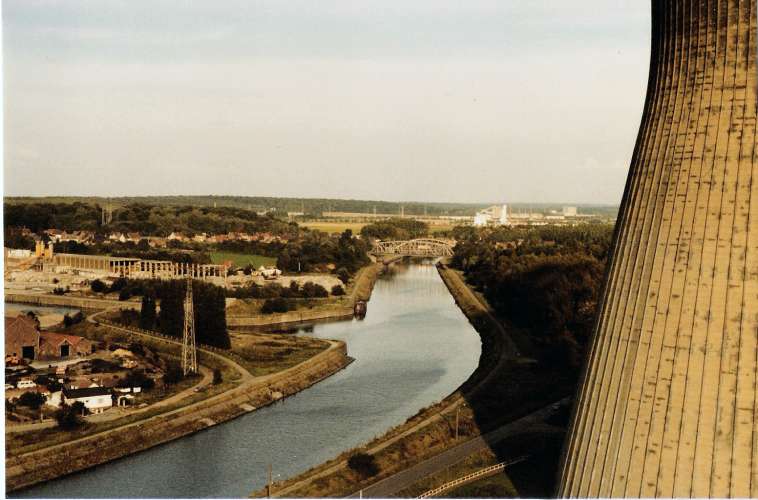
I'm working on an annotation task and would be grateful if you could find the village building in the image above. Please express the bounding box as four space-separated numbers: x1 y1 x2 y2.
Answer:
62 387 113 414
39 332 95 360
5 315 41 360
4 315 94 361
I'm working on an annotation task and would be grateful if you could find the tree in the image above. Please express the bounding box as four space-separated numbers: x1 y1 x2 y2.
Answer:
18 391 46 410
212 369 223 385
331 285 345 296
336 267 350 285
55 402 86 430
261 297 289 314
140 293 157 330
163 363 184 385
90 279 107 293
110 277 127 292
347 452 379 478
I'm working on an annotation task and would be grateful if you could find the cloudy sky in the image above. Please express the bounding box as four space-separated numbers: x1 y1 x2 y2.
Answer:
3 1 650 204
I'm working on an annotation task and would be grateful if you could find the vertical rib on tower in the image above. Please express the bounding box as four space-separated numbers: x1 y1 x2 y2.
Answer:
559 1 757 497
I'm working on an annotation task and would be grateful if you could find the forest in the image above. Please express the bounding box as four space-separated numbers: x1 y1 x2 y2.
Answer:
359 218 429 240
452 224 615 375
276 229 370 275
3 202 298 237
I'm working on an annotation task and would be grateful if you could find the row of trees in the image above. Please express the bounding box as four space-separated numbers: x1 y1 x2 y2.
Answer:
4 202 298 238
114 279 230 349
276 229 370 275
359 218 429 241
452 224 614 373
227 280 341 300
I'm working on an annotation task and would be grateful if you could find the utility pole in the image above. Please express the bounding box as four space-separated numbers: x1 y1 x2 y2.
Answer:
267 464 273 498
181 277 197 375
455 406 460 440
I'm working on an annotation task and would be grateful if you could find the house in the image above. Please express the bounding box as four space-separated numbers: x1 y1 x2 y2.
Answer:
5 315 41 360
167 232 186 242
45 229 64 242
108 232 127 243
39 332 95 360
62 387 113 414
126 232 142 243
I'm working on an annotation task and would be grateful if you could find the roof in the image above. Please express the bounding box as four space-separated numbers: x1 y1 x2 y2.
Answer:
63 387 112 399
5 315 40 343
40 331 90 348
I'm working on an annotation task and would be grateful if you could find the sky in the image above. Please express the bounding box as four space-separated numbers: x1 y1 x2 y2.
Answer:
3 1 650 205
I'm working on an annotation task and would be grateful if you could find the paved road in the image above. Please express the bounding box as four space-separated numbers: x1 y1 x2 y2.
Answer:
347 400 567 498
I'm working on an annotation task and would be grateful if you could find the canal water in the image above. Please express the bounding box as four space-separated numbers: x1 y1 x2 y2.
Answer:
14 262 481 498
4 303 80 317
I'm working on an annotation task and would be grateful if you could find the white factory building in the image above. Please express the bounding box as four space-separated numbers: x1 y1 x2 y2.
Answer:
473 204 509 227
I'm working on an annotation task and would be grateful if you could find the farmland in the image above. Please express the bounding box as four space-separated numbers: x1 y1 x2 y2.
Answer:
210 251 277 268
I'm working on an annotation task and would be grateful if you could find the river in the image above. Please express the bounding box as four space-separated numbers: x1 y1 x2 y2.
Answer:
13 261 481 498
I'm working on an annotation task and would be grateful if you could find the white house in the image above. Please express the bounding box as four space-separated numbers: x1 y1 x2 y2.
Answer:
62 387 113 414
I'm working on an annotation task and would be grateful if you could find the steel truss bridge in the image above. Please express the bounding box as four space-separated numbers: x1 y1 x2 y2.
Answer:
371 238 455 258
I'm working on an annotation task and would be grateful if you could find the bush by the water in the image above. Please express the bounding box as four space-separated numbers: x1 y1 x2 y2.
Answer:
261 297 289 314
347 452 379 478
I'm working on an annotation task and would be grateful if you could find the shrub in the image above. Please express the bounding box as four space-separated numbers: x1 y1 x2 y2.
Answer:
18 391 46 410
336 267 350 285
331 285 345 296
118 289 132 301
347 452 379 478
91 279 107 293
163 363 184 385
212 368 223 385
55 402 86 430
261 297 289 314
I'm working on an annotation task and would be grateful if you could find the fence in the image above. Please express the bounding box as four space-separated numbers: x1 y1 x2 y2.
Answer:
416 456 527 498
97 316 249 367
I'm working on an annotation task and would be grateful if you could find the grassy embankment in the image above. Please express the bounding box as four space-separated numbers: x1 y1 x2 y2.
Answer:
227 264 378 322
254 261 572 498
210 251 276 268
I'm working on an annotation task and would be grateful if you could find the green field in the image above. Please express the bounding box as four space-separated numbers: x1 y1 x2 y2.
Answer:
210 251 277 268
300 222 368 234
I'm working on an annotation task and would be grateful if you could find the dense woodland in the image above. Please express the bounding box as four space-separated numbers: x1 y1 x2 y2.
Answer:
6 196 619 219
276 229 370 274
452 224 615 373
115 279 229 349
4 202 297 237
359 218 430 241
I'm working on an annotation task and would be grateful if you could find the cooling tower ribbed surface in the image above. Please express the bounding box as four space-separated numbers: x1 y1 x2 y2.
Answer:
559 0 757 497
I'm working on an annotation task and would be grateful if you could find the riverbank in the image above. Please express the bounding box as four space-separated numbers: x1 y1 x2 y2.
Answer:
257 260 571 498
4 291 138 312
227 263 380 329
6 322 352 493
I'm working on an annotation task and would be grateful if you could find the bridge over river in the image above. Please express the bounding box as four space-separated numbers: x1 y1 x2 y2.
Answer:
371 238 455 258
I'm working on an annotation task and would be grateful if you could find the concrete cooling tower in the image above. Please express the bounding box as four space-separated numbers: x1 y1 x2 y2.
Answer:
559 0 757 497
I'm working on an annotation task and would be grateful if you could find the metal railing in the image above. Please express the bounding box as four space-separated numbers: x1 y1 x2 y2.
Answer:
416 456 527 498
